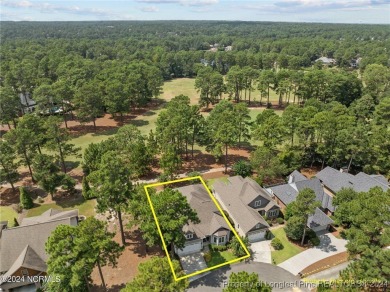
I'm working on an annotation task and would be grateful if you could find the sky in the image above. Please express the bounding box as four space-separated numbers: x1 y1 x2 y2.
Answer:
0 0 389 24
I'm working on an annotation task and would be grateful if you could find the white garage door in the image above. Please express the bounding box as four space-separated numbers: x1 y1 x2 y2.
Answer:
176 241 202 256
248 230 266 243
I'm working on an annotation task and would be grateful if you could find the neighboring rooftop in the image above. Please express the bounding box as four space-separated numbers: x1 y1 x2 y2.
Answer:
176 184 230 240
267 173 335 212
212 176 274 234
307 208 334 229
316 166 389 194
0 209 78 274
315 56 336 64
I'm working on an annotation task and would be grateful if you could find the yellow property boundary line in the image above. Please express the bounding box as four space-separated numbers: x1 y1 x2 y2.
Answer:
144 176 251 281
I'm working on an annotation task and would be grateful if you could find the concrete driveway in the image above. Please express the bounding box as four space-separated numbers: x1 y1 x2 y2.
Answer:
278 232 347 276
179 252 209 282
251 240 272 263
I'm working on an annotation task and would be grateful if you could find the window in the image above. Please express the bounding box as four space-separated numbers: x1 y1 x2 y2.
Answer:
213 236 218 243
21 269 29 276
186 233 193 240
219 236 225 244
255 223 261 229
268 210 278 217
254 200 261 207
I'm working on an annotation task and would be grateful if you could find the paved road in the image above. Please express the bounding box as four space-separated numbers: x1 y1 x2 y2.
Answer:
278 233 347 276
188 262 311 292
305 262 350 281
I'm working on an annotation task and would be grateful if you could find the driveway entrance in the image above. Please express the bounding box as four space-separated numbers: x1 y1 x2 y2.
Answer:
251 240 272 263
179 252 209 282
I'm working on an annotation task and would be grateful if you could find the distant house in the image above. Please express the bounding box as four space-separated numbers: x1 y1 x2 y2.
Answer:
212 176 280 243
266 171 335 214
224 46 233 52
174 184 231 256
20 92 36 114
315 166 389 195
0 209 78 291
315 57 336 66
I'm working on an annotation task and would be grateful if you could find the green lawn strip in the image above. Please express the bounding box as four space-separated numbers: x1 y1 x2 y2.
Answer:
0 206 18 227
26 199 97 218
271 227 304 265
206 249 237 267
206 177 229 188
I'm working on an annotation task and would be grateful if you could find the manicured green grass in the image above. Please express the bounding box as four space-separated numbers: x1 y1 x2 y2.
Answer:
0 206 18 227
207 177 229 188
160 78 199 104
271 227 304 265
26 199 96 218
206 249 237 267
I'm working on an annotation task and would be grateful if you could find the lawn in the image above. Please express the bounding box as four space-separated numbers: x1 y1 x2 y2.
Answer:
206 249 238 267
271 227 304 265
0 206 18 227
206 177 229 188
26 198 97 218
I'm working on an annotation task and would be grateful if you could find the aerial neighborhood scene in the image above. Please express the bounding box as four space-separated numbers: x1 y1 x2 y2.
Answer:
0 0 389 291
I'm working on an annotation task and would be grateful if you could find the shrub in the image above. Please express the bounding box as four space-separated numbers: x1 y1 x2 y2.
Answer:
306 229 317 239
158 173 170 183
13 217 19 227
62 175 76 193
232 160 252 178
187 171 201 178
266 219 273 226
19 187 34 209
271 238 284 250
203 251 212 262
309 236 320 246
82 177 92 200
276 218 284 224
211 244 227 252
265 231 272 240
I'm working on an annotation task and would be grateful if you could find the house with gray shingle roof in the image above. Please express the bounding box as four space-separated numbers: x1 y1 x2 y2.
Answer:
212 176 280 243
174 184 231 256
315 166 389 194
0 209 78 291
266 171 335 232
267 172 335 213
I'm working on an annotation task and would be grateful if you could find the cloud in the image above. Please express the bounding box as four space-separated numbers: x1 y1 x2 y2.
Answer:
238 0 389 13
274 0 388 9
135 0 218 7
0 0 134 19
140 5 159 12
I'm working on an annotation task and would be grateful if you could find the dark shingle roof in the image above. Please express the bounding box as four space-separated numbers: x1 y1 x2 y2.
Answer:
289 170 307 182
267 176 335 212
267 184 298 205
316 167 389 193
307 208 334 229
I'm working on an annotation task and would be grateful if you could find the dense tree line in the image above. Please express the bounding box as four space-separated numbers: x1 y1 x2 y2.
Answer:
1 22 389 128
